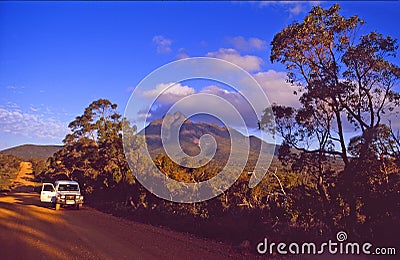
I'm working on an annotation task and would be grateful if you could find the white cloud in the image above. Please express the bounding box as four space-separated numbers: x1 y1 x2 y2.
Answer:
0 107 68 140
196 81 301 127
137 111 152 121
5 101 20 110
199 85 257 126
200 85 247 109
142 82 196 103
138 83 260 128
5 85 24 94
289 3 303 15
253 1 320 16
139 69 302 126
253 70 300 107
152 35 173 54
176 48 189 59
29 105 38 112
206 48 263 72
226 36 266 51
164 90 259 129
200 85 246 108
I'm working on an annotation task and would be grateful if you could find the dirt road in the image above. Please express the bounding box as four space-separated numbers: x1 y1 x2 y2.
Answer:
0 163 245 259
10 161 36 192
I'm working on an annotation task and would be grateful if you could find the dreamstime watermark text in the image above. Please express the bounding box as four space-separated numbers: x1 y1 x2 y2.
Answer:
257 231 396 256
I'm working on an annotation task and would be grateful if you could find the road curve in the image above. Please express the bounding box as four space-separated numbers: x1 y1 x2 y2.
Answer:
0 192 245 259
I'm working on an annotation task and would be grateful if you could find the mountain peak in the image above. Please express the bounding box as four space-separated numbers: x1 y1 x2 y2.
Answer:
160 112 191 127
162 111 189 121
143 114 278 161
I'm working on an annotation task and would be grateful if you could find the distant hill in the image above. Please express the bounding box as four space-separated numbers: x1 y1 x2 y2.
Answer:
0 144 63 160
141 112 278 165
140 114 349 174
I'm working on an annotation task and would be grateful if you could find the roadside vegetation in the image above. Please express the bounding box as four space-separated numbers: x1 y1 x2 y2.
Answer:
36 4 399 248
0 154 23 191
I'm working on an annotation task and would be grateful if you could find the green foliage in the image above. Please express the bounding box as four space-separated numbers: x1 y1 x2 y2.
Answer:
30 158 47 177
264 3 400 242
0 154 23 191
41 99 132 199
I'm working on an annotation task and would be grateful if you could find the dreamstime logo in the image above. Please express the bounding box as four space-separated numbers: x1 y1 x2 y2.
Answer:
336 231 347 242
122 57 275 203
257 231 397 256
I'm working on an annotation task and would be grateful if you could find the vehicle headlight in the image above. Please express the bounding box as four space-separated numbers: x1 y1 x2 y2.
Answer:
80 195 84 200
61 195 65 199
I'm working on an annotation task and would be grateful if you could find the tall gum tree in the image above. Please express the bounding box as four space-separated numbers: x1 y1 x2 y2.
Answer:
263 4 400 232
50 99 132 197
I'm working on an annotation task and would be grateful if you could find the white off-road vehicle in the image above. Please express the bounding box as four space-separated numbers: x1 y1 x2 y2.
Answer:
40 180 84 210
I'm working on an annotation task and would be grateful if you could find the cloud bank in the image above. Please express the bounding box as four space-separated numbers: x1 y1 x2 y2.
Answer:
206 48 263 72
226 36 266 51
0 107 68 140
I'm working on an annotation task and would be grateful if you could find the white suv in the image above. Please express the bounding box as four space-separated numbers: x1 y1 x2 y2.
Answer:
40 180 84 210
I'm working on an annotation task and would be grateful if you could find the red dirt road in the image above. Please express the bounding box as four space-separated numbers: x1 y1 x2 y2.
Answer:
0 192 247 259
0 162 245 259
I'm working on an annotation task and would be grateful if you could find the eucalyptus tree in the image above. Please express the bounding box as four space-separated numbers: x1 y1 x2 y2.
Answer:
263 4 400 233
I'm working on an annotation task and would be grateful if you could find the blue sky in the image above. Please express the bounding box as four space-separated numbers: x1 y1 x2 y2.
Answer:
0 1 399 150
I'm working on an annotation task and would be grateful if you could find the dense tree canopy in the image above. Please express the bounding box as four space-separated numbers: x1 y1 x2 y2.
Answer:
264 4 400 240
41 99 133 198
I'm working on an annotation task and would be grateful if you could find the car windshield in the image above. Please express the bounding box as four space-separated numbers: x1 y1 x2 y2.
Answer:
58 184 79 191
